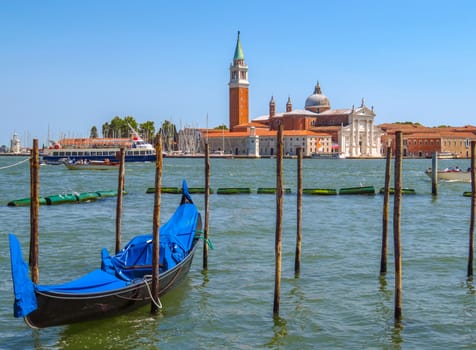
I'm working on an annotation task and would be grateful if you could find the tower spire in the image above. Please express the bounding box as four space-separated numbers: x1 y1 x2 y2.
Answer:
233 30 244 62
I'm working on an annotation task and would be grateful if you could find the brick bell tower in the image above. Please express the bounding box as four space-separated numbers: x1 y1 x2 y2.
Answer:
228 31 249 131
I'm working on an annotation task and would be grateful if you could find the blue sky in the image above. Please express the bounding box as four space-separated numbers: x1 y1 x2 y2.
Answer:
2 0 475 147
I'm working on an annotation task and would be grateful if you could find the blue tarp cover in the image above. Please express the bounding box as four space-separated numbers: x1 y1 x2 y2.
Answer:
8 181 199 317
101 202 199 280
8 234 37 317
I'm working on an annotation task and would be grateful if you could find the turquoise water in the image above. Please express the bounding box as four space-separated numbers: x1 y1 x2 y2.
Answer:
0 156 475 349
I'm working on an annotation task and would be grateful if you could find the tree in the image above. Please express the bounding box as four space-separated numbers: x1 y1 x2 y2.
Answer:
123 116 138 137
214 124 229 130
90 126 98 138
139 121 156 143
102 122 110 138
159 120 177 152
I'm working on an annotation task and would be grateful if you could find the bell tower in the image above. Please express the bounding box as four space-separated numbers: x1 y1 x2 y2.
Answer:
229 31 249 131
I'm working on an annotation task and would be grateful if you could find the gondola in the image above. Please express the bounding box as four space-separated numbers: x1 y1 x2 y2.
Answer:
8 181 202 328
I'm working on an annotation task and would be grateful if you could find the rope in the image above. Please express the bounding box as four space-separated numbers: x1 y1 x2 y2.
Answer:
143 275 163 309
0 157 30 170
195 230 214 249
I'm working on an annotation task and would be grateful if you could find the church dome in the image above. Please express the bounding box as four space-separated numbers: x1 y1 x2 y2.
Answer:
305 82 330 112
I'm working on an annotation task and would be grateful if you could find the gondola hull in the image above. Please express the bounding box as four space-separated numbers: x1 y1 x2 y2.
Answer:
25 239 198 328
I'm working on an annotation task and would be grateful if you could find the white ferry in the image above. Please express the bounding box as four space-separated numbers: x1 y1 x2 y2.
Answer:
42 136 156 163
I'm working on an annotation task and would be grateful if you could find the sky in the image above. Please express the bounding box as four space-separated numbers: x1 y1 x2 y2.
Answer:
2 0 476 147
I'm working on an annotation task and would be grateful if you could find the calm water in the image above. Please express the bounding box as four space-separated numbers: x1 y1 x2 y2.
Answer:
0 156 475 349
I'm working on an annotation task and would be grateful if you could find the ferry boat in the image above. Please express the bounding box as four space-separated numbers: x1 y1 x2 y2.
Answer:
42 135 156 163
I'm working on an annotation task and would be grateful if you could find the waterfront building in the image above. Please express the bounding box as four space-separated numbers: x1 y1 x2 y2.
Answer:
381 124 476 158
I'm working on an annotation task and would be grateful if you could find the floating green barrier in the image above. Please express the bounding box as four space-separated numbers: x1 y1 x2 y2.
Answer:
464 191 473 197
257 188 291 194
188 187 214 194
76 192 100 202
379 187 416 195
7 197 48 207
303 188 337 195
8 190 125 206
96 190 123 197
146 187 182 194
339 186 375 195
45 194 79 205
217 187 251 195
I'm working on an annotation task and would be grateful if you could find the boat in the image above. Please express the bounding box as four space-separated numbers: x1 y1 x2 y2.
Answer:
425 152 456 159
41 126 156 163
8 181 202 328
339 186 375 195
424 167 471 182
64 159 120 170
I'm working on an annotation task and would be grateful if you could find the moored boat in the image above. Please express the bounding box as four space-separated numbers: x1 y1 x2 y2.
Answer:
64 159 120 170
424 168 471 182
8 182 202 328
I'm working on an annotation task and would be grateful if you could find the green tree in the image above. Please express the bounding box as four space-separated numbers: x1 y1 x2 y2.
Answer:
102 122 110 138
90 126 98 138
123 116 138 137
139 121 155 143
159 120 177 152
214 124 229 130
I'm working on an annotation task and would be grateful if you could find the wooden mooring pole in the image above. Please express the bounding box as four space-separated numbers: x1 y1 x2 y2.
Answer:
467 141 476 278
393 131 403 321
295 147 303 276
273 124 284 316
151 134 163 314
29 139 40 283
115 148 126 254
380 146 392 276
203 143 210 270
432 152 438 196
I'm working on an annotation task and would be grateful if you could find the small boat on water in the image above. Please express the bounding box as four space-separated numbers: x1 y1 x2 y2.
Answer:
8 182 202 328
425 168 471 182
64 159 120 170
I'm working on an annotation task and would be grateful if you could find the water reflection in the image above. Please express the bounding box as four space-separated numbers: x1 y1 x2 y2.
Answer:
265 315 288 348
378 275 404 349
